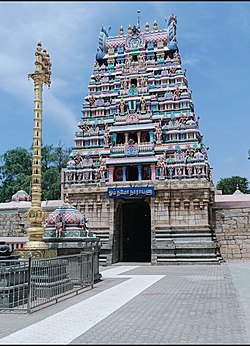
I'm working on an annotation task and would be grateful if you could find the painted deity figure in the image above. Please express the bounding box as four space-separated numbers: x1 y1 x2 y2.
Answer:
138 53 145 69
155 125 162 143
93 60 99 73
95 74 101 82
67 158 76 169
196 166 202 175
186 116 196 127
130 61 138 74
173 86 181 100
66 172 74 181
83 171 90 180
88 94 95 106
99 157 107 180
176 166 183 176
55 213 65 238
104 125 110 146
186 148 195 164
169 66 176 76
157 157 166 178
178 112 187 128
124 55 132 69
140 96 146 112
187 164 193 177
173 51 181 63
77 171 83 181
194 149 204 161
174 150 185 163
119 98 126 114
93 168 99 181
74 153 83 167
139 75 147 88
121 77 128 90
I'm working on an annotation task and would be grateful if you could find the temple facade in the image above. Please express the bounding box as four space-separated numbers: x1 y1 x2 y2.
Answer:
62 15 221 265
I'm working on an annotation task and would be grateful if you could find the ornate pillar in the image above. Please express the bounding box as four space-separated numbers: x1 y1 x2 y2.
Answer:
15 42 56 259
150 163 155 180
125 132 129 144
137 131 141 144
109 166 114 182
149 130 154 143
112 133 117 146
138 165 142 180
122 165 127 181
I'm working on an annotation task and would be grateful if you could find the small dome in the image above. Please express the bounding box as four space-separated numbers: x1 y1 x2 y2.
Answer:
233 185 244 195
44 202 93 239
12 189 31 202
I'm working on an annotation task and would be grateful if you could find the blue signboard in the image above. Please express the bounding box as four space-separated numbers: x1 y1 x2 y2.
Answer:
107 186 155 198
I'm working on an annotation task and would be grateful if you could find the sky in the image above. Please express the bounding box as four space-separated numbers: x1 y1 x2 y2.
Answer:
0 0 249 185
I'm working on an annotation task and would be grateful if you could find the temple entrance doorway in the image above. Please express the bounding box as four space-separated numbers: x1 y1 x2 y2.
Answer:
119 200 151 262
127 165 138 181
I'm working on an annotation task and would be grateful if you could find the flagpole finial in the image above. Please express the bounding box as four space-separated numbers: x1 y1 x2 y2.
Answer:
137 9 141 27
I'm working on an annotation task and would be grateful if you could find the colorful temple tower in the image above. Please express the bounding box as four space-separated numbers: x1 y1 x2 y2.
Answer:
62 15 221 265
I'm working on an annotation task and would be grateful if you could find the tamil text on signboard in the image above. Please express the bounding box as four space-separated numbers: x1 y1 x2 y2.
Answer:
107 186 155 198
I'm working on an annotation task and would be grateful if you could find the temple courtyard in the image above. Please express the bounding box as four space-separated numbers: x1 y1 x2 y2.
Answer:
0 261 250 345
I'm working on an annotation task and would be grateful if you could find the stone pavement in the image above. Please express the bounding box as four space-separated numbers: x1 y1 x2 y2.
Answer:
0 262 250 344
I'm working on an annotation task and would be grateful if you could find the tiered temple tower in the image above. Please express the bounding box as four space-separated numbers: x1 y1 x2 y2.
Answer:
62 15 221 265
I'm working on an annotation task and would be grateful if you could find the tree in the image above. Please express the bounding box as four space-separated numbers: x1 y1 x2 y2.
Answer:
0 147 32 202
216 176 249 195
41 142 71 201
0 147 32 182
0 144 70 202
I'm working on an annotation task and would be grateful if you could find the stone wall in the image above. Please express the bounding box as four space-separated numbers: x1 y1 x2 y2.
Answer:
0 200 63 237
213 197 250 261
1 192 250 263
0 212 26 236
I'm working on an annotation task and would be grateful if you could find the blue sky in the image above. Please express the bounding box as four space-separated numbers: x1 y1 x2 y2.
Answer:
0 1 249 185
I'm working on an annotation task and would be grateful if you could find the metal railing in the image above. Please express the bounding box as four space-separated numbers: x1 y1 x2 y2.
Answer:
0 252 94 314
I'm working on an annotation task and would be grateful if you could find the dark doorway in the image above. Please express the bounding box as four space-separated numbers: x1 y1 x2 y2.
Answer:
121 200 151 262
127 165 138 181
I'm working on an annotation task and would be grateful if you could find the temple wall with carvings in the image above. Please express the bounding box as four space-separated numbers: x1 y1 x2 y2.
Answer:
0 190 250 262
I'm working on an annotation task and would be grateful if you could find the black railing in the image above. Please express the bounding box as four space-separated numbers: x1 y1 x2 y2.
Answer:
0 252 94 314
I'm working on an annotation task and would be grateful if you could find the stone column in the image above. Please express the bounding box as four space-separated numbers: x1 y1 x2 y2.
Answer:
109 166 114 182
125 132 129 144
138 165 142 180
137 131 141 144
122 166 127 181
112 133 117 146
149 130 154 143
150 163 155 180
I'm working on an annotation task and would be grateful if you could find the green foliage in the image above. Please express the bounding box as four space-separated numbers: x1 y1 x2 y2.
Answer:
0 144 70 202
0 147 32 182
216 176 250 195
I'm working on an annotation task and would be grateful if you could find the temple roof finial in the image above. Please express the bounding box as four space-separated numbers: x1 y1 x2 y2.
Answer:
233 184 244 195
119 25 124 36
153 20 158 31
137 9 140 27
145 22 150 32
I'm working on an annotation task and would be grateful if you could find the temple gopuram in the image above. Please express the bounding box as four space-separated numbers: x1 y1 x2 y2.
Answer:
62 15 221 265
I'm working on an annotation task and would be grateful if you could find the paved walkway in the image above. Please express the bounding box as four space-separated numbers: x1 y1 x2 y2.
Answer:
0 262 250 344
